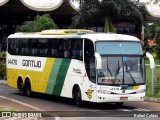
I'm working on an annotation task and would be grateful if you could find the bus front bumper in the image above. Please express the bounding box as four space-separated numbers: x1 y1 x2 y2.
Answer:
96 93 145 103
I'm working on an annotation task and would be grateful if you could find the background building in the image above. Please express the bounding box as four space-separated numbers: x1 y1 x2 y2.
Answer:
0 0 159 50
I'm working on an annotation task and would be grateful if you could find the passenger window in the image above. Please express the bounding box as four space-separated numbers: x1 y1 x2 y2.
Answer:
71 39 83 61
50 39 60 58
38 39 48 57
21 48 28 55
63 39 71 58
49 38 83 60
28 39 38 56
19 39 28 56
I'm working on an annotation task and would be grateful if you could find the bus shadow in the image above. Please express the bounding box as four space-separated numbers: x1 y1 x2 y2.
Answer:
13 90 136 110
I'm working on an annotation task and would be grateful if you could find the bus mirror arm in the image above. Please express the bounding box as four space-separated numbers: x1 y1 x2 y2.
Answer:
143 51 146 57
95 52 102 69
146 52 155 69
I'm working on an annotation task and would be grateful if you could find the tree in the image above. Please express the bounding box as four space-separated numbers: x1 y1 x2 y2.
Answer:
144 23 160 62
71 0 143 32
144 24 156 51
154 24 160 62
16 14 59 32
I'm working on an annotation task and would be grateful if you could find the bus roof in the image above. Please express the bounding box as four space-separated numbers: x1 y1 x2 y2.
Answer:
8 29 140 42
81 33 140 42
40 29 94 35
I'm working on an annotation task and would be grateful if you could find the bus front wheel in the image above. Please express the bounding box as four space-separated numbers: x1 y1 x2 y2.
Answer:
74 87 83 107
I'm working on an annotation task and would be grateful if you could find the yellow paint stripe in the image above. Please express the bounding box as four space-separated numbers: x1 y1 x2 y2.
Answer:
39 58 55 93
43 58 55 72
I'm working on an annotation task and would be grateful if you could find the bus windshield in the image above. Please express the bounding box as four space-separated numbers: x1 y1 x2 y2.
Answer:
96 41 143 55
97 56 145 85
96 41 145 85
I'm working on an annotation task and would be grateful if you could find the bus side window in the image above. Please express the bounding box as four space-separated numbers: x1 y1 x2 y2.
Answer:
19 38 28 56
8 38 19 55
58 44 64 58
31 48 38 55
21 48 28 55
51 49 58 57
63 39 71 59
28 38 40 56
8 38 13 55
49 39 60 58
80 50 83 60
38 38 48 57
71 38 83 61
40 49 48 56
72 43 79 59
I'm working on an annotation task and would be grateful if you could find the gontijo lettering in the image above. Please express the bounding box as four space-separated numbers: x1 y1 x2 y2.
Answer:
22 59 41 68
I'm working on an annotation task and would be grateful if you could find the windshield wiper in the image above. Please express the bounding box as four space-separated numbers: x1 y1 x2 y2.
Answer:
125 62 136 84
107 57 112 76
115 60 120 78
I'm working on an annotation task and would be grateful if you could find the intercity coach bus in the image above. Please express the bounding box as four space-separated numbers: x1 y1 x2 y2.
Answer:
7 29 154 107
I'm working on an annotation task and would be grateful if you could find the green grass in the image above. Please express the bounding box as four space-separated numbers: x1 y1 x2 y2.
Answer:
146 61 160 98
0 106 15 111
145 59 160 64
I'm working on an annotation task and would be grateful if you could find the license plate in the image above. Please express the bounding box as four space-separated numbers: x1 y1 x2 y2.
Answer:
120 97 128 101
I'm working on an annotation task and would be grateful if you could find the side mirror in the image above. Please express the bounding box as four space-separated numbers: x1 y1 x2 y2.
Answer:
143 51 146 57
95 52 102 69
146 52 155 69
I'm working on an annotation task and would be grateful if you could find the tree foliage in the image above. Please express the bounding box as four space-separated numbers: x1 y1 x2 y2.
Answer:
0 51 6 80
144 23 160 61
16 14 59 32
154 24 160 60
71 0 144 32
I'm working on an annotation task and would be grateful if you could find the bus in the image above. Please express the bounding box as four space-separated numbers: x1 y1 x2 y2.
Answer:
7 29 154 107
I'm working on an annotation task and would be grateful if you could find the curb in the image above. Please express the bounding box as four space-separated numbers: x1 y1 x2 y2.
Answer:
145 97 160 103
0 80 7 83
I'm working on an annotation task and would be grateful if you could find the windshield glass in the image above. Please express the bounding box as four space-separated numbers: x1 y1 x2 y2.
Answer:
96 41 143 55
97 56 145 85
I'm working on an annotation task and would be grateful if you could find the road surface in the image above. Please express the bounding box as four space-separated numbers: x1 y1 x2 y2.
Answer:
0 83 160 120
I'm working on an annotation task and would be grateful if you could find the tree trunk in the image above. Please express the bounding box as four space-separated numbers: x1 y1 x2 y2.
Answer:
104 16 116 33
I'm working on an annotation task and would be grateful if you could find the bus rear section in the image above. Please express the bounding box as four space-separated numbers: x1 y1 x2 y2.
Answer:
6 31 87 100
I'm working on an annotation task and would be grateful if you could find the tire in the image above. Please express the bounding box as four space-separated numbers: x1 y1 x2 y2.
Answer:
17 79 26 96
75 87 83 107
115 102 124 107
25 81 32 97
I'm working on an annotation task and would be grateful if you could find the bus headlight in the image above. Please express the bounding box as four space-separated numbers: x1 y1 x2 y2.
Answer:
136 89 146 94
98 90 111 94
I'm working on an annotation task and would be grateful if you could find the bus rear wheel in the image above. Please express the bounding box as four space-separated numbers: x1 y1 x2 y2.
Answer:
17 78 26 96
74 87 83 107
25 80 32 97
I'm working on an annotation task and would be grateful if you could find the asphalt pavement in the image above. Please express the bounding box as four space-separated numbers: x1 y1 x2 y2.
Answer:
0 80 160 120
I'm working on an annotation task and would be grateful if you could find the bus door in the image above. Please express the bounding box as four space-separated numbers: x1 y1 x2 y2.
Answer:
83 39 97 102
